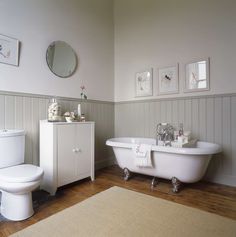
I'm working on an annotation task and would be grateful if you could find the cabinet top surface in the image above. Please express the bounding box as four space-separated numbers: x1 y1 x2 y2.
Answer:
40 120 95 125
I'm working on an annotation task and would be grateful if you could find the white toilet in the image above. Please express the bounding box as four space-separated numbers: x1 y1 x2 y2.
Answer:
0 129 43 221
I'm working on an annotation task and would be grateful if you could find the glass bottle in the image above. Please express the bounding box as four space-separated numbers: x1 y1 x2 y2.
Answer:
48 98 62 122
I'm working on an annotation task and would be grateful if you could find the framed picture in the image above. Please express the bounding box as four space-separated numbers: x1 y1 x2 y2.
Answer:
184 58 210 93
135 69 153 97
0 34 19 66
158 64 179 95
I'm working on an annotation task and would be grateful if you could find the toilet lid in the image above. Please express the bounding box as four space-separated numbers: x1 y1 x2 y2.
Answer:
0 164 43 183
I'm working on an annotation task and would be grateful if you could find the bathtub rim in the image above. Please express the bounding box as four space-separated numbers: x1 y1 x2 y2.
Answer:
106 137 222 155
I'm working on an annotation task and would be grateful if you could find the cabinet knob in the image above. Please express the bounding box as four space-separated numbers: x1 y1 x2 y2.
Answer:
76 148 82 152
73 148 82 153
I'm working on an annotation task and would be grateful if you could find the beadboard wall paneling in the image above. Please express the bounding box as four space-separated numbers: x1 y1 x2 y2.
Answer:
0 92 114 168
1 90 236 186
115 94 236 186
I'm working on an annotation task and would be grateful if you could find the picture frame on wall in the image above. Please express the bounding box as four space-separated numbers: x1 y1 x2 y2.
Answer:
0 34 19 66
184 58 210 93
158 64 179 95
135 68 153 97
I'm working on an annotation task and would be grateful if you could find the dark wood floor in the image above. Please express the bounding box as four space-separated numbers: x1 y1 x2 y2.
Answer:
1 165 236 236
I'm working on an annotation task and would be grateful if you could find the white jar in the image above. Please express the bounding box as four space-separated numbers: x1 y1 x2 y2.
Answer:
48 98 62 122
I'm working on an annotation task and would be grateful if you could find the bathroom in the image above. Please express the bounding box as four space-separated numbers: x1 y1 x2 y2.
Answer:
0 0 236 236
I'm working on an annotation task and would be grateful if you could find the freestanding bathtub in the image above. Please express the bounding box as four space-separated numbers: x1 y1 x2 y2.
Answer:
106 137 221 192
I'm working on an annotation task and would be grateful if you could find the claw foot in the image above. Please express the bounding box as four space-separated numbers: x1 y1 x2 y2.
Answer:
171 177 181 193
151 177 158 189
123 168 131 181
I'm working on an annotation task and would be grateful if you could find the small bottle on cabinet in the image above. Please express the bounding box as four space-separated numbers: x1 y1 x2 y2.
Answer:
80 114 86 122
179 123 184 136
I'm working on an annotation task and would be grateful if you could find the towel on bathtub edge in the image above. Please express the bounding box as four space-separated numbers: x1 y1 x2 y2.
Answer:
132 144 153 168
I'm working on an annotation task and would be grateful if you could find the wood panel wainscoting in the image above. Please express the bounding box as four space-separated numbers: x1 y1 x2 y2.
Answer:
0 165 236 237
115 93 236 186
0 90 114 169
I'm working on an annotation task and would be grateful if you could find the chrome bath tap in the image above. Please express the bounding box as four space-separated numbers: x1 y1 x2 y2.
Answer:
156 123 174 146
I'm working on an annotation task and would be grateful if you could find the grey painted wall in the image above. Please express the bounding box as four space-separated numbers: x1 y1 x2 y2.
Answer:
115 93 236 186
0 0 114 101
114 0 236 101
0 91 114 169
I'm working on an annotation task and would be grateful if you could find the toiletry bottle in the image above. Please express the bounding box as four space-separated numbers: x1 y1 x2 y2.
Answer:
174 130 179 141
179 123 184 136
80 114 86 122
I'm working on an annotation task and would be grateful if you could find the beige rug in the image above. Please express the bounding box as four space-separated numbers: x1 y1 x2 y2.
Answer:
11 186 236 237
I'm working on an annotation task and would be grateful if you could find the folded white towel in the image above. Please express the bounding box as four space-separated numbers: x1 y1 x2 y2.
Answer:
132 144 152 168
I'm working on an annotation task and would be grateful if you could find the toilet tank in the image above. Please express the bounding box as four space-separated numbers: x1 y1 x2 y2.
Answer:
0 130 25 169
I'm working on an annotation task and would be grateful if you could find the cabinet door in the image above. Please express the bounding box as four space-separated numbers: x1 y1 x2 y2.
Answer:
57 124 77 187
76 124 92 176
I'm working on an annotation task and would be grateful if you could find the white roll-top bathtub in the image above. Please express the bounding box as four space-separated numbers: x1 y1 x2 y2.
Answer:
106 137 221 191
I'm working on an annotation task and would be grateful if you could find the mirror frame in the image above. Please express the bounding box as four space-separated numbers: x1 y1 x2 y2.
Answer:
46 41 77 78
184 57 210 93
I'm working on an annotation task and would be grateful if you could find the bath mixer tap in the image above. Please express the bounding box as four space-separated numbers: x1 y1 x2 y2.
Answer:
156 123 174 146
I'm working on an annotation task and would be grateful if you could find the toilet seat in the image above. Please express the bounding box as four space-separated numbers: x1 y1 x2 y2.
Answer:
0 164 43 183
0 164 44 221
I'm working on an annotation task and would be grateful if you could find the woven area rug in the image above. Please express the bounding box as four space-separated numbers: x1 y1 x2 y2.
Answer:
10 186 236 237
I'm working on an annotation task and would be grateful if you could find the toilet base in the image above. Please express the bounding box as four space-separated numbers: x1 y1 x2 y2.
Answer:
1 191 34 221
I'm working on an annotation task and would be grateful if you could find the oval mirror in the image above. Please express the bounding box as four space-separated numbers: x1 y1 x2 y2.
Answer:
46 41 77 78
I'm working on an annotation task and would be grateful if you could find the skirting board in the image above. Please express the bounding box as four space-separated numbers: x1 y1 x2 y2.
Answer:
205 175 236 187
95 157 116 170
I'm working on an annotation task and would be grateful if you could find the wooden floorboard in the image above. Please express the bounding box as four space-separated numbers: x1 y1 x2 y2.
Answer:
0 165 236 236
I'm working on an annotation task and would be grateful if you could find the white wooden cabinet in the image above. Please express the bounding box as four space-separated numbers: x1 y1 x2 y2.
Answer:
40 120 95 195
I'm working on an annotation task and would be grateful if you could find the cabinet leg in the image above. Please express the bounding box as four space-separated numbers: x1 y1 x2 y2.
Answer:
49 188 57 196
91 175 95 181
41 185 57 196
91 171 95 181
